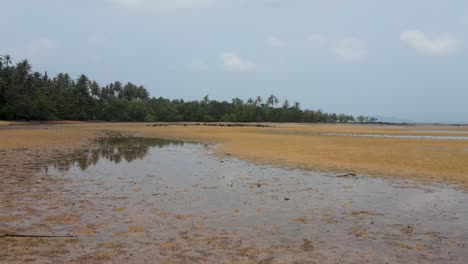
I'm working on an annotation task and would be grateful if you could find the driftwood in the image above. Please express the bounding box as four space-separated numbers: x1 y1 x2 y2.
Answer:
0 234 77 238
335 173 357 178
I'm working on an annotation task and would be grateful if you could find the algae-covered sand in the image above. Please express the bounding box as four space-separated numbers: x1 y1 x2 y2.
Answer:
133 123 468 187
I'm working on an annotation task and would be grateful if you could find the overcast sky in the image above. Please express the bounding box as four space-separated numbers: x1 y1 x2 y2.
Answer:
2 0 468 122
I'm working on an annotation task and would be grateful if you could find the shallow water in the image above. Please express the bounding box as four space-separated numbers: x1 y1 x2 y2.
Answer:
411 130 468 134
320 132 468 140
7 136 468 263
270 130 468 140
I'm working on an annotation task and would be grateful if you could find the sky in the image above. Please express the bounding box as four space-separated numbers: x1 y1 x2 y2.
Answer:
1 0 468 122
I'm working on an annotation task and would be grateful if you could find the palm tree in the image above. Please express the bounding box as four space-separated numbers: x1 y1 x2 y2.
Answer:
16 60 32 85
273 96 279 107
267 94 274 108
294 101 300 109
113 81 123 97
255 96 262 107
202 95 210 104
90 81 101 98
3 55 12 67
17 59 31 74
232 97 243 106
76 74 91 97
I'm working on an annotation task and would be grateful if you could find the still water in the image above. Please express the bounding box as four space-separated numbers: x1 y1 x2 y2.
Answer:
29 135 468 263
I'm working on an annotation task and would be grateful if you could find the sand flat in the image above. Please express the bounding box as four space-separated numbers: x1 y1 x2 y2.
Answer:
1 124 467 263
1 122 468 187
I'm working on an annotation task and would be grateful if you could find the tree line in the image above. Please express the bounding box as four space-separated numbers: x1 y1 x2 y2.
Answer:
0 55 377 123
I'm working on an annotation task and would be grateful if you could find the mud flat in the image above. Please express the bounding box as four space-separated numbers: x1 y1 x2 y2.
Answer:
1 129 467 263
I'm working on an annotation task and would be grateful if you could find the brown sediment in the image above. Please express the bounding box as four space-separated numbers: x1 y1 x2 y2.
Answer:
320 214 338 224
349 226 371 238
44 214 80 226
347 211 383 217
127 226 146 233
292 216 308 224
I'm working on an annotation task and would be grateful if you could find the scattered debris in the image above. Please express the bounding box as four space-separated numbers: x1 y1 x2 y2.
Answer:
145 124 169 127
146 123 272 128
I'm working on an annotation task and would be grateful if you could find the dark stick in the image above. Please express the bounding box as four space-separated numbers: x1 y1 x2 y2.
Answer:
0 234 77 238
335 173 357 178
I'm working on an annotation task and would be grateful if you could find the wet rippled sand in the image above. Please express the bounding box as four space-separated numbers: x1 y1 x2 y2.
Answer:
1 134 467 263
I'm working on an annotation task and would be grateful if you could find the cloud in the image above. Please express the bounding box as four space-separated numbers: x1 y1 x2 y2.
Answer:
188 60 210 71
306 34 366 62
220 52 256 72
268 37 287 48
333 38 366 62
400 30 458 56
106 0 214 14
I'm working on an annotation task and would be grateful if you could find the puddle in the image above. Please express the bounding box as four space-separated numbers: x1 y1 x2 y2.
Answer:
3 134 468 263
47 134 193 172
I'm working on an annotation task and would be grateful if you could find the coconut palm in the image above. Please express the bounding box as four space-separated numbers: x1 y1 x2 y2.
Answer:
294 101 300 109
255 96 262 107
2 54 12 67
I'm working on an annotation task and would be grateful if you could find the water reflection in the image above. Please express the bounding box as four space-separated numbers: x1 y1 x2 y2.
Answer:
48 134 185 172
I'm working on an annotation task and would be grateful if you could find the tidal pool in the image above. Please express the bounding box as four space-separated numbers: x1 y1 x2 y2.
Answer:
3 134 468 263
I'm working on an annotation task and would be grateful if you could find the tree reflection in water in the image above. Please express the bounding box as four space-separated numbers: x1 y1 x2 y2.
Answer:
48 132 185 172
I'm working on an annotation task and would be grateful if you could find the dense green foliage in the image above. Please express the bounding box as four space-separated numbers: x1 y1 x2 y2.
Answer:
0 56 377 123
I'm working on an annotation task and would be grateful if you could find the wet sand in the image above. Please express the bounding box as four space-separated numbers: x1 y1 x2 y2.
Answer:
1 130 467 263
2 122 468 187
